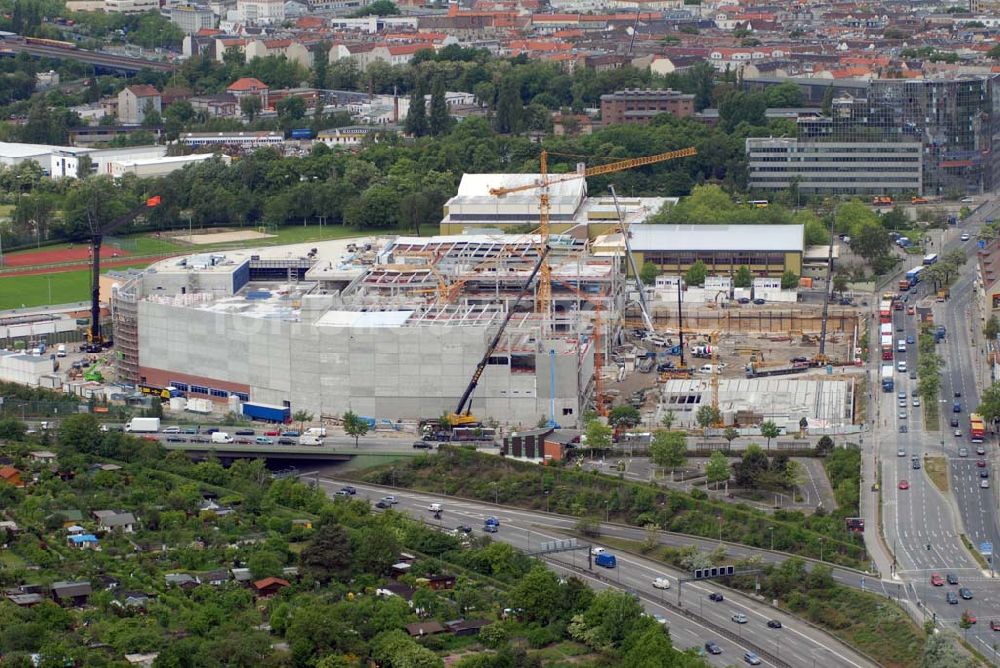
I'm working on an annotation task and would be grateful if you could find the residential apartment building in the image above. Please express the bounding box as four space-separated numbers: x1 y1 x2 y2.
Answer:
227 78 269 109
600 89 695 125
117 85 161 125
170 4 216 34
746 138 923 196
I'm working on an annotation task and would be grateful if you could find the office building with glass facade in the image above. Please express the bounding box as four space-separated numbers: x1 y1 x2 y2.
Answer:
784 75 1000 197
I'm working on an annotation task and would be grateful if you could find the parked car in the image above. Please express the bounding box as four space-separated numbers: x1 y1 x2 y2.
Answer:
753 298 765 305
737 297 750 304
931 573 944 586
961 233 971 241
990 619 1000 631
960 588 973 600
947 592 958 604
947 573 959 585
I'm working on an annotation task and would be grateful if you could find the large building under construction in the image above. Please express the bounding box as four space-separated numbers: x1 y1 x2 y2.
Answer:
111 234 622 427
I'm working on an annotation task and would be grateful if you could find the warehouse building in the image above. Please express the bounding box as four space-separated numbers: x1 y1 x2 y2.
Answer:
113 234 619 427
621 223 803 278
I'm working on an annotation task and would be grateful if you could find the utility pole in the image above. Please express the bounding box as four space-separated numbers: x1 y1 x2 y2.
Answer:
677 279 685 368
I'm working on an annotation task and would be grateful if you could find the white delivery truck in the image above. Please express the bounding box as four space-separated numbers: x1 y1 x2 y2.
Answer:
305 427 327 438
211 432 234 443
125 417 161 433
299 434 323 445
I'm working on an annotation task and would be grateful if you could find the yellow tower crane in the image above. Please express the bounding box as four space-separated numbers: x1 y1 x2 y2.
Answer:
488 147 697 318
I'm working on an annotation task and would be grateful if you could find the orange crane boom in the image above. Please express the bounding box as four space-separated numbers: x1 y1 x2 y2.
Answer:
488 147 697 320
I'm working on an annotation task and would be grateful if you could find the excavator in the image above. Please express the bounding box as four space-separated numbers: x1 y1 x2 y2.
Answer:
82 195 161 353
446 245 551 428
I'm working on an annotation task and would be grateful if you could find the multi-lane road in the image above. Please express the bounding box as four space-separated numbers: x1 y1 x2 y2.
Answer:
874 202 1000 658
319 478 876 667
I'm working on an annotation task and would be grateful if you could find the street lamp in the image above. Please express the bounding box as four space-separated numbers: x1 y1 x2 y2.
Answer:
718 513 723 543
768 526 775 551
544 490 550 513
819 538 825 563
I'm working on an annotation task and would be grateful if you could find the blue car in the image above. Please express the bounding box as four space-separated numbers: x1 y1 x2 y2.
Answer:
906 335 915 344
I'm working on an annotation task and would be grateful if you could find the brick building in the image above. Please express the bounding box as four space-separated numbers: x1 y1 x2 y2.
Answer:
600 88 695 125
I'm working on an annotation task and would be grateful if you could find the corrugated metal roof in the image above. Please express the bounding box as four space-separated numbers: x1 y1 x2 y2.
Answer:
629 224 804 252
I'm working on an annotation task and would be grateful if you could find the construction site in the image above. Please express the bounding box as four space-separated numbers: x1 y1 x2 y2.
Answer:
0 146 862 435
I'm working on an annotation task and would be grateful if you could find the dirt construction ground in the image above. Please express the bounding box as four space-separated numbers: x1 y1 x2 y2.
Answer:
173 230 275 245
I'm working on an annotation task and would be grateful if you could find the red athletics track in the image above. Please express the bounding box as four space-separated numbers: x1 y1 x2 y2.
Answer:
2 245 130 268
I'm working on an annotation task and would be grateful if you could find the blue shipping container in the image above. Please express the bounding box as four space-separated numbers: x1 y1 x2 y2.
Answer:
242 402 291 423
290 128 314 139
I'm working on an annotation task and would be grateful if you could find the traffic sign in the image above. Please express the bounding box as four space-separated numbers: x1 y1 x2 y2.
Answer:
694 565 735 579
979 541 993 556
979 240 987 249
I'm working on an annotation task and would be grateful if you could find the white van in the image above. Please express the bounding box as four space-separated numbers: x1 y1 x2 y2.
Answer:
210 432 234 444
56 344 66 357
697 364 726 374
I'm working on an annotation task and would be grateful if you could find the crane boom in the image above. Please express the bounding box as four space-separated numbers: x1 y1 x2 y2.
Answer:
451 245 551 424
488 147 698 197
86 196 160 349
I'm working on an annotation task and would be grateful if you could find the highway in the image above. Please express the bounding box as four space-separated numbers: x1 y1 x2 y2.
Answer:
873 201 1000 659
0 37 175 73
317 477 877 667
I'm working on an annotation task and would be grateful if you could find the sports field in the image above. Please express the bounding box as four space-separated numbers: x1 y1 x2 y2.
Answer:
0 265 150 310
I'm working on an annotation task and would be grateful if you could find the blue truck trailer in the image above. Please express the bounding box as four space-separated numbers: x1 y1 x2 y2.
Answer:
242 402 291 423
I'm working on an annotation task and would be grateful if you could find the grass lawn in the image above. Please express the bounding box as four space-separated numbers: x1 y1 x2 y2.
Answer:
0 204 14 219
924 456 949 493
0 263 148 310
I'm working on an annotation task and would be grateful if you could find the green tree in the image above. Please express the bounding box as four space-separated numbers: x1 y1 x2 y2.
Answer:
428 76 451 136
349 0 400 16
780 269 799 290
342 410 369 447
833 270 851 295
850 219 893 266
608 405 640 429
760 420 780 450
584 418 612 449
58 413 102 455
815 434 835 455
494 75 524 134
404 82 427 137
0 417 27 441
510 565 563 623
695 404 721 429
983 315 1000 341
989 43 1000 60
734 444 769 488
639 261 660 286
580 590 646 648
248 550 284 579
353 526 400 575
723 426 739 447
292 410 314 433
733 265 752 288
684 259 708 287
240 95 262 122
141 100 161 129
621 625 678 667
300 522 352 583
977 382 1000 423
649 429 686 476
705 450 730 489
661 409 676 430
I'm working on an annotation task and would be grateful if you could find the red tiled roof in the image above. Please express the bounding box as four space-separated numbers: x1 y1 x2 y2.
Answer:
195 28 222 37
227 77 268 92
253 577 289 589
126 84 159 97
0 466 20 480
